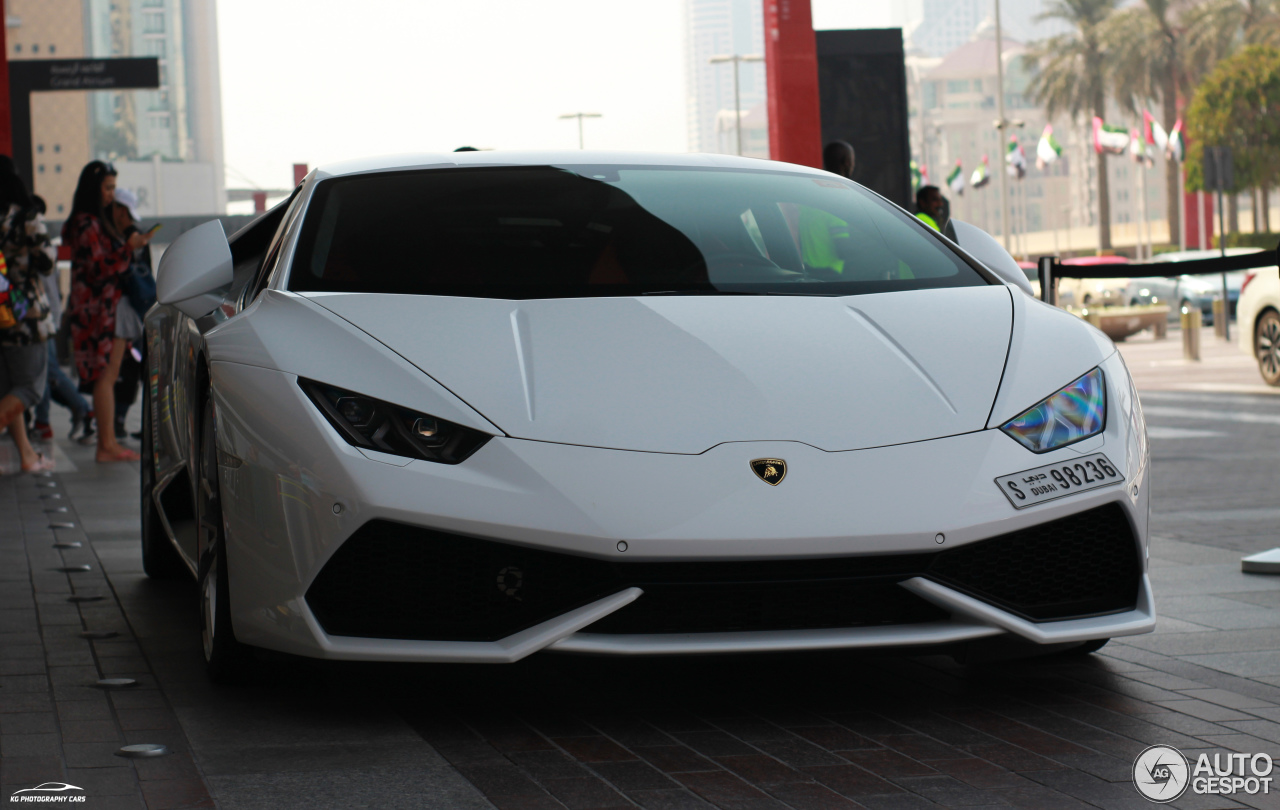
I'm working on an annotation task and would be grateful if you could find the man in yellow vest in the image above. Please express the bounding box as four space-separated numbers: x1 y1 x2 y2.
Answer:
915 185 945 231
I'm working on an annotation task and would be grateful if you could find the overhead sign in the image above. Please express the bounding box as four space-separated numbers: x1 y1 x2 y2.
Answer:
8 58 161 186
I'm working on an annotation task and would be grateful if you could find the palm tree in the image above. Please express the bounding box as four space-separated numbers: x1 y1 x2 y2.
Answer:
1101 0 1187 246
1024 0 1121 250
1184 0 1280 231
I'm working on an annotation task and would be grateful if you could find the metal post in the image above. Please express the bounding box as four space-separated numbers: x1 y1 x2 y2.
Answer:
1177 160 1186 251
1218 185 1230 340
732 57 743 156
994 0 1011 252
1038 256 1055 304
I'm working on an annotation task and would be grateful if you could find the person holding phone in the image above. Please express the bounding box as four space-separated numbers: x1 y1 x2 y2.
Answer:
109 189 154 439
63 161 151 463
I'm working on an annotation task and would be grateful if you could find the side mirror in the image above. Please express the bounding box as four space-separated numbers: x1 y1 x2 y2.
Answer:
949 220 1036 297
155 220 233 319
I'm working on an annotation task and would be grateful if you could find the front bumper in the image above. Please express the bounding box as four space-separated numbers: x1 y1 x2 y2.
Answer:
210 350 1151 662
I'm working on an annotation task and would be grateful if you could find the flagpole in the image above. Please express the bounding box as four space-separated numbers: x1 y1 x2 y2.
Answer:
994 0 1011 251
1178 164 1186 251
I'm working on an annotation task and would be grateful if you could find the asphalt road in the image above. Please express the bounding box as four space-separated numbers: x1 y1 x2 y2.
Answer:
5 328 1280 810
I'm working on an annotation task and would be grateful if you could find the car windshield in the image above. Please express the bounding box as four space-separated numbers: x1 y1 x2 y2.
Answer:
288 165 990 299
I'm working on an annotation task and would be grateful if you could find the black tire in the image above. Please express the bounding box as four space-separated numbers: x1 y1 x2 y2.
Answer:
1256 310 1280 386
197 394 248 682
140 396 186 579
1069 638 1110 656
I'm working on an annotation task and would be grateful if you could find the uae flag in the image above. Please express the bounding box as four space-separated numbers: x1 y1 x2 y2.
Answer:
1006 137 1027 179
970 156 991 189
1130 129 1154 167
946 160 964 195
1167 119 1185 162
1144 110 1168 152
1092 117 1130 154
1036 125 1062 168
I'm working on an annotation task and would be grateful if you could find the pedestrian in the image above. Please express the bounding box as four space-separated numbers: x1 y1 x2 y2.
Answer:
29 195 91 443
823 141 855 180
63 161 151 463
108 189 153 440
0 156 56 472
915 185 946 231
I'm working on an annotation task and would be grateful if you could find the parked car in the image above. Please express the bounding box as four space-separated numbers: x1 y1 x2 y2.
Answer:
1236 262 1280 385
143 151 1152 680
1130 248 1262 323
1055 256 1131 309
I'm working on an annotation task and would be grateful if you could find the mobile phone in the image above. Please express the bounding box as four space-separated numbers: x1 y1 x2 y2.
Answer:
145 223 162 235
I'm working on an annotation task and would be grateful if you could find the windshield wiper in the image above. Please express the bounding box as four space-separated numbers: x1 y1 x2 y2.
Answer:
641 290 761 296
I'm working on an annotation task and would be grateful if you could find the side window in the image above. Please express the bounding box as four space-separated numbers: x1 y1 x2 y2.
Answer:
245 193 306 305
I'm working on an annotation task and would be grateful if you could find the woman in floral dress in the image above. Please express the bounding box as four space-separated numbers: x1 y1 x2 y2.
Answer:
63 161 151 463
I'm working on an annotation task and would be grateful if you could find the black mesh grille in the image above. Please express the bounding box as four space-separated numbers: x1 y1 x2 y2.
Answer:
305 503 1140 641
930 503 1139 620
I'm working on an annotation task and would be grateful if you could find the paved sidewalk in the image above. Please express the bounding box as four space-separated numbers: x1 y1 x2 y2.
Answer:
4 333 1280 809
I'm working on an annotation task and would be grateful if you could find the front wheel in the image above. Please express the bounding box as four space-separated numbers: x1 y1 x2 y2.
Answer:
1256 310 1280 386
197 393 248 681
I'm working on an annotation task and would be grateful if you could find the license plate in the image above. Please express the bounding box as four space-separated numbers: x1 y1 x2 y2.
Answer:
995 453 1124 509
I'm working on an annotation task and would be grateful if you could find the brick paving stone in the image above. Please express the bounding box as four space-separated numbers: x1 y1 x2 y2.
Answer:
0 711 57 734
115 708 174 731
486 794 566 810
629 789 714 809
137 777 215 810
65 766 140 796
0 754 65 786
542 776 633 809
62 741 131 769
713 754 810 786
840 748 937 777
706 716 793 743
131 753 202 782
456 761 552 798
590 717 676 749
554 734 637 763
674 731 759 759
763 781 861 809
59 719 123 743
589 760 679 793
675 770 774 802
1156 699 1259 722
750 737 848 769
474 722 557 753
791 724 880 752
2 732 62 757
921 757 1032 790
634 745 721 774
508 749 592 781
803 764 903 798
0 675 50 693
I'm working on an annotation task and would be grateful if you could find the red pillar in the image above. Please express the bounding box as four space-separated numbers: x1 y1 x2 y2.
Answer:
252 191 266 214
764 0 822 168
293 163 308 186
0 0 12 158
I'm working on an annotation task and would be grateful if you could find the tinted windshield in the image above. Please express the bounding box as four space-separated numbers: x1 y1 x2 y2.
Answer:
288 165 990 299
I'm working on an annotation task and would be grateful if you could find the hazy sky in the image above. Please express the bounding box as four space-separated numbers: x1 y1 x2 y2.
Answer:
217 1 892 195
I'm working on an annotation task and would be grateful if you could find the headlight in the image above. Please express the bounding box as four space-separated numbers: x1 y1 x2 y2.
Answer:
1000 368 1106 453
300 379 492 464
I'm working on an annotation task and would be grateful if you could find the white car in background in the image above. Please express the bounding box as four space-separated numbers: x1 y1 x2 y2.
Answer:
142 151 1154 681
1236 262 1280 385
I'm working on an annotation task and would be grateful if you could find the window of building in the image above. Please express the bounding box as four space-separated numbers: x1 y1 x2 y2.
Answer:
54 165 61 174
142 12 165 33
57 204 64 214
48 45 55 54
13 44 20 53
54 145 60 154
36 145 43 154
37 165 44 174
31 44 38 53
973 79 983 93
946 80 970 94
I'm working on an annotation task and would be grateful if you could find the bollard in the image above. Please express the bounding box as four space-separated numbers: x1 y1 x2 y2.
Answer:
1182 308 1202 360
1153 316 1168 340
1212 299 1226 338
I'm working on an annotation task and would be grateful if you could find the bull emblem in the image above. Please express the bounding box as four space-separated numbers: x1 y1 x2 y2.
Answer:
749 458 787 486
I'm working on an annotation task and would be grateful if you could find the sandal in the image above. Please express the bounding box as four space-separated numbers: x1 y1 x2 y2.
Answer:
22 453 56 473
96 446 140 463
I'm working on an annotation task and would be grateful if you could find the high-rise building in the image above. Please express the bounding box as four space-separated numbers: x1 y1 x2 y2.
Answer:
684 0 768 157
5 0 225 218
910 0 986 58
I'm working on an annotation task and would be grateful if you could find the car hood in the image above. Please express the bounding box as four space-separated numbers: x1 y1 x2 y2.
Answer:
305 286 1013 454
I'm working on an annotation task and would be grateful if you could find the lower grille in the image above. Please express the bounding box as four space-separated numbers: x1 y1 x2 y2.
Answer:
930 502 1140 620
305 503 1139 641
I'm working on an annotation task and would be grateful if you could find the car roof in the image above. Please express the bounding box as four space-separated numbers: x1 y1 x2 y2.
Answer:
314 151 829 180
